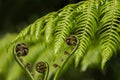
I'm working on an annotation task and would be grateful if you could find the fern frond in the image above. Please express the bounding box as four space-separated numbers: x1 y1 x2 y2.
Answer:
44 13 58 43
13 12 57 43
81 46 101 71
6 0 120 79
54 4 78 54
98 0 120 69
74 0 98 67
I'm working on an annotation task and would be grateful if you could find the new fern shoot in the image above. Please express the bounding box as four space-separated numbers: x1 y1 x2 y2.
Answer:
9 0 120 80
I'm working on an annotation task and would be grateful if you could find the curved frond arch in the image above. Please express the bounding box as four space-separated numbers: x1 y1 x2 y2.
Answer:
6 0 120 80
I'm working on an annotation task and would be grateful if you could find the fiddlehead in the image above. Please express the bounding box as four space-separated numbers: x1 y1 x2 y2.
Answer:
54 35 80 80
15 43 29 57
13 43 34 80
66 35 77 46
35 61 49 80
53 64 60 68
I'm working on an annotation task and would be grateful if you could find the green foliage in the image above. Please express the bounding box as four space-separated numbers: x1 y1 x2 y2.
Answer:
2 0 120 80
0 34 17 80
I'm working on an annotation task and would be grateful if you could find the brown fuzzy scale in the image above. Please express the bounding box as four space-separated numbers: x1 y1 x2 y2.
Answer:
15 43 29 57
64 51 70 55
66 35 77 46
25 63 32 72
36 62 47 73
19 57 23 63
30 72 34 77
37 77 43 80
61 58 64 62
53 64 60 68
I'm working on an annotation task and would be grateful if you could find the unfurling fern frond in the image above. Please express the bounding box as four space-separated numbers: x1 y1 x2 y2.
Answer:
7 0 120 80
54 4 78 54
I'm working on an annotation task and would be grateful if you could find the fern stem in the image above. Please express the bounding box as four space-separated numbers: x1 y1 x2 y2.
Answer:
12 46 34 80
43 62 49 80
53 35 80 80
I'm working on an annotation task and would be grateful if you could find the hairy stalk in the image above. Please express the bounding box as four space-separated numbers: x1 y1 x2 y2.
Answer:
54 35 80 80
43 62 49 80
13 46 34 80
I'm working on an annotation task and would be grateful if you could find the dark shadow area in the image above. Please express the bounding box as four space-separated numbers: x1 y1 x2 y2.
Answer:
0 0 81 34
59 55 120 80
